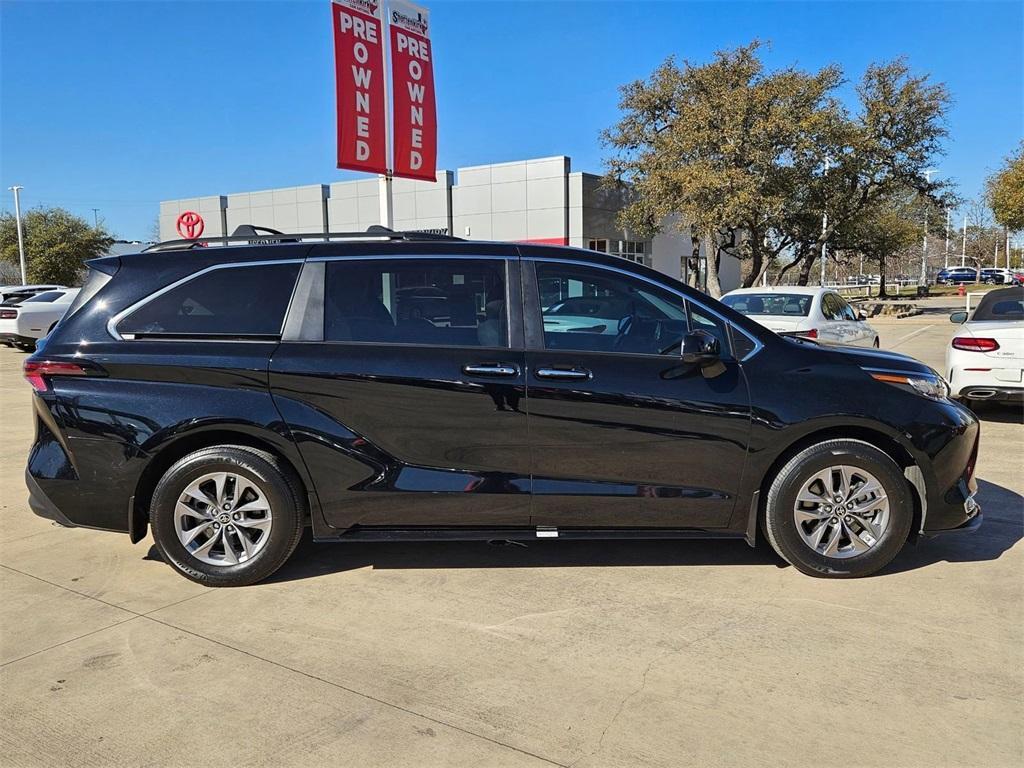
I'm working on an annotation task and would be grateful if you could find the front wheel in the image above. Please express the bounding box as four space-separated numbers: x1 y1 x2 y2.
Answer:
150 445 305 586
763 440 913 578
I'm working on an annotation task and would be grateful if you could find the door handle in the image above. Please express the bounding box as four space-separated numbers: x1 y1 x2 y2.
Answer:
462 363 520 377
535 367 592 381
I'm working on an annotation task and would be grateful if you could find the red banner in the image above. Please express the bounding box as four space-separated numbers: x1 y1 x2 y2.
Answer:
332 0 387 173
389 0 437 181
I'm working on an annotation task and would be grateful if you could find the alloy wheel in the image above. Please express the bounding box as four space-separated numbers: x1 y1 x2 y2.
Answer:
174 471 273 566
792 465 890 559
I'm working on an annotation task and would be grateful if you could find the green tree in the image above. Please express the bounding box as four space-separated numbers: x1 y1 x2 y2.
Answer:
603 42 843 296
604 44 954 295
783 58 954 285
833 189 921 297
0 207 113 285
987 142 1024 232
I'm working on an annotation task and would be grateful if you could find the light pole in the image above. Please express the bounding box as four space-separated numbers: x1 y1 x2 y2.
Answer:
820 155 831 286
961 215 968 268
944 208 950 268
919 169 937 285
7 186 27 285
92 208 100 228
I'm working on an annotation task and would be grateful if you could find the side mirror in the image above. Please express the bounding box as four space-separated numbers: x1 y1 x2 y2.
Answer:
949 311 968 324
681 329 721 366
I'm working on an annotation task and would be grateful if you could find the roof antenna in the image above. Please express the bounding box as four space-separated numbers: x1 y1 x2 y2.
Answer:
366 225 395 235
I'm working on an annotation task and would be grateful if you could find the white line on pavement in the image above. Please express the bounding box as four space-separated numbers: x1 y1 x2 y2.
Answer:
894 325 935 345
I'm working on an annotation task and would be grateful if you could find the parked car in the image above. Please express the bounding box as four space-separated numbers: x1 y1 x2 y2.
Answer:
0 284 66 306
0 288 80 351
721 287 879 347
23 228 981 586
946 285 1024 404
936 267 979 285
979 268 1017 285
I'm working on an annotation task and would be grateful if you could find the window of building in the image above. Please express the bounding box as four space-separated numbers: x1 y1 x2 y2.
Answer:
587 239 608 253
324 259 508 347
118 262 300 338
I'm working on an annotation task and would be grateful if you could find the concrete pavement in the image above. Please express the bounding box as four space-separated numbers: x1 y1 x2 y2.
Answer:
1 317 1021 767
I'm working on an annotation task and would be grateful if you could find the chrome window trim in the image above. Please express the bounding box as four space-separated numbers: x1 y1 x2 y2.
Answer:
107 259 304 341
525 256 765 362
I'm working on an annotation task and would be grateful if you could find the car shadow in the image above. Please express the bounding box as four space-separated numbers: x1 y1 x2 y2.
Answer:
972 402 1024 425
142 479 1021 583
239 477 1020 584
257 533 785 584
880 477 1023 576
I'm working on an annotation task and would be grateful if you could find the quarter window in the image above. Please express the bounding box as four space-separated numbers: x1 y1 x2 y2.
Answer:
324 259 508 347
118 262 300 338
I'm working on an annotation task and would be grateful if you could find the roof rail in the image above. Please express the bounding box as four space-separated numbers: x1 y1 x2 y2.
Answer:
142 225 462 253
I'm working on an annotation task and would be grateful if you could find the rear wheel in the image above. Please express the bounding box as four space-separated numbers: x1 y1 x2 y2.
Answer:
763 440 913 578
150 446 305 586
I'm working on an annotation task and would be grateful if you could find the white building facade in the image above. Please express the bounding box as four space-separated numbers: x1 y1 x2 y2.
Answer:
159 155 738 289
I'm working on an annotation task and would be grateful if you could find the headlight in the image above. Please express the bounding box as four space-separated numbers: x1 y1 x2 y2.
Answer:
866 369 950 400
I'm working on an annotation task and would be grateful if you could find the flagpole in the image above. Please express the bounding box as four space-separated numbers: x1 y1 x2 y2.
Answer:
378 1 394 229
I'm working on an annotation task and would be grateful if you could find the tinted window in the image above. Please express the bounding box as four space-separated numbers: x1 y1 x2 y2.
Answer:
835 296 858 321
23 291 66 303
535 262 689 355
324 259 508 347
119 262 300 337
821 294 843 320
722 293 812 316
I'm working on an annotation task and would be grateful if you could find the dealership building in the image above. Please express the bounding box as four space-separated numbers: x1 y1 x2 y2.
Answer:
160 155 739 288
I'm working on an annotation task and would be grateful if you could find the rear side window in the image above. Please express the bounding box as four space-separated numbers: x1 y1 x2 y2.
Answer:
118 262 300 338
821 294 842 320
324 258 508 347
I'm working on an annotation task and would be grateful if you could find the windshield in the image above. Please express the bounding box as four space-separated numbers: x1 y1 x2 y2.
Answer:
721 293 812 317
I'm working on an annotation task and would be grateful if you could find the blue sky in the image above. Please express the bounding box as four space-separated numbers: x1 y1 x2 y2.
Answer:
1 0 1021 240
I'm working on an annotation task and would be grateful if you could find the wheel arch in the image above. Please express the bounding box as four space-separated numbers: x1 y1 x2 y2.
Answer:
130 428 312 544
750 424 923 546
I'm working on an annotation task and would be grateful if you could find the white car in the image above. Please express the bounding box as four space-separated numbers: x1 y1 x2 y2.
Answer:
721 287 880 347
0 288 81 350
946 286 1024 405
0 284 67 305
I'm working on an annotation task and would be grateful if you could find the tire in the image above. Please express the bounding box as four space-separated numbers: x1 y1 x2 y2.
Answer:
150 445 305 586
763 440 913 578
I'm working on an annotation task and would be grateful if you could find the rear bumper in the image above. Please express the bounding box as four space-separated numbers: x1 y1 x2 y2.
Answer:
959 385 1024 404
0 332 35 346
25 468 77 528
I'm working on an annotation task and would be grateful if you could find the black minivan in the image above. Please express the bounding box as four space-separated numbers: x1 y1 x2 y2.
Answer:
24 229 981 585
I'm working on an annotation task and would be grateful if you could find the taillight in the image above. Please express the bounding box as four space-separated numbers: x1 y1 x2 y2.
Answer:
0 309 16 319
800 328 819 339
952 337 999 352
23 360 91 393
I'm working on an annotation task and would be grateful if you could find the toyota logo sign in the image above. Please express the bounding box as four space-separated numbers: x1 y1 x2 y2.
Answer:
176 211 205 239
